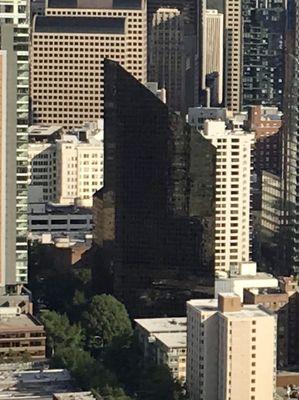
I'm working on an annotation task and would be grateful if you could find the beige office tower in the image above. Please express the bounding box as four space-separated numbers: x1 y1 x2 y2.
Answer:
148 7 184 112
31 0 147 129
202 120 253 273
204 9 223 106
187 293 277 400
224 0 242 112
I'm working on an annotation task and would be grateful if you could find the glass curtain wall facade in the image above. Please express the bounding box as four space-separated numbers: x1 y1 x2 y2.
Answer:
242 0 286 108
0 0 29 284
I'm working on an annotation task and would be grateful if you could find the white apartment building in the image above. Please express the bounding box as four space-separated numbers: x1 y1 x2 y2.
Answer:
28 123 103 207
187 293 277 400
202 120 254 273
56 134 103 207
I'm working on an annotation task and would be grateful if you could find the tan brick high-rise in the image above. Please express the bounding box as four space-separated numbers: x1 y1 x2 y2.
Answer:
31 0 147 129
224 0 242 112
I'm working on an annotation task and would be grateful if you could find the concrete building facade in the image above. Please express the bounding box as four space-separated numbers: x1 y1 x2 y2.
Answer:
0 307 46 360
244 276 299 368
148 7 184 112
56 133 103 207
261 171 282 239
29 203 92 237
135 317 187 381
204 9 223 106
187 293 277 400
202 120 253 273
28 124 103 207
224 0 242 112
31 0 147 129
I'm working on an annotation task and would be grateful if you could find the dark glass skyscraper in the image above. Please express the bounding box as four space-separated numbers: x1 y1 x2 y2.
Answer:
242 0 286 108
94 60 215 317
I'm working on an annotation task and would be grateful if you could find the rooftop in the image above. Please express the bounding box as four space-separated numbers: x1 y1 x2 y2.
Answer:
45 204 92 215
154 331 186 349
217 272 277 281
0 313 44 332
29 125 63 137
35 16 125 34
47 0 142 10
246 287 287 296
188 298 274 318
134 317 186 334
0 368 75 399
53 392 98 400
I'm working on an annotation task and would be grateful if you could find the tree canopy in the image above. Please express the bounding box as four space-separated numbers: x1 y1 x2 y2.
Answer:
83 294 132 350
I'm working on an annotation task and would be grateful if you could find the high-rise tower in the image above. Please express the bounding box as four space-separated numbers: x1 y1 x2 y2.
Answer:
148 7 184 111
147 0 199 110
202 120 254 273
201 9 223 106
0 0 29 288
242 0 286 108
93 60 215 316
281 0 299 274
224 0 242 112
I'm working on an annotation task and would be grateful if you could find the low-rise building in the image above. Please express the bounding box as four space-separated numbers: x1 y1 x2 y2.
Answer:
154 332 186 381
135 317 187 380
0 307 46 361
29 203 92 237
0 367 75 399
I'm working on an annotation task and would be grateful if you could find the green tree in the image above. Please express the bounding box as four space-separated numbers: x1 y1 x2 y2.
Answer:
101 386 133 400
82 294 132 351
40 310 84 356
104 333 143 393
52 345 117 391
138 365 175 400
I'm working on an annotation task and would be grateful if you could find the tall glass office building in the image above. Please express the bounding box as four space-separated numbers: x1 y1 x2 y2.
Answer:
0 0 29 287
242 0 286 108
